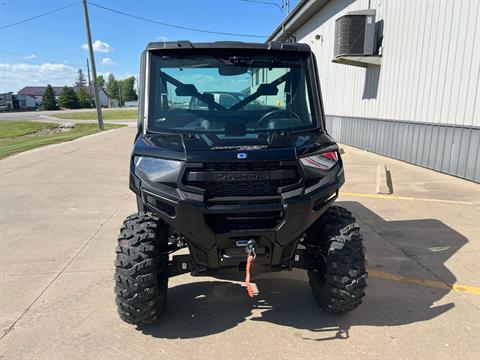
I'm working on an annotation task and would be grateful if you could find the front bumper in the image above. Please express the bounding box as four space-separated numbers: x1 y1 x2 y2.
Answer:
131 165 344 274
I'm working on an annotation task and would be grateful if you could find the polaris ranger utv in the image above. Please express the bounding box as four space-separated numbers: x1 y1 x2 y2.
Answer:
115 41 367 325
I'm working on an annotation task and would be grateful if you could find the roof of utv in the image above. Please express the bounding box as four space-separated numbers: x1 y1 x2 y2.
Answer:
146 40 311 52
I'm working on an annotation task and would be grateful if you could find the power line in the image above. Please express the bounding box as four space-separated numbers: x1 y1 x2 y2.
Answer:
87 1 267 39
0 2 76 30
235 0 282 9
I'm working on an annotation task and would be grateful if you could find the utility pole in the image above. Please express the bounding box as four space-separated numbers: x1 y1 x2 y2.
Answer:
86 58 91 86
85 58 93 108
82 0 104 130
117 81 122 107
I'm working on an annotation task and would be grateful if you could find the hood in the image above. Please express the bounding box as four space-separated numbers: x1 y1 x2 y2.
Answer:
133 130 336 162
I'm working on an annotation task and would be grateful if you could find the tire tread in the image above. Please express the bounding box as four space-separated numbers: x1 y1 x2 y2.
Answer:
114 212 168 325
307 206 367 313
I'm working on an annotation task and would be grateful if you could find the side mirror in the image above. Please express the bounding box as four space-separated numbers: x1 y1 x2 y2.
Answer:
175 84 198 97
257 83 278 96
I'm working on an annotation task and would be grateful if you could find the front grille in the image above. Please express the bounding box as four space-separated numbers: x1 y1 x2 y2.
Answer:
184 161 300 198
206 211 282 232
202 180 288 198
202 162 291 172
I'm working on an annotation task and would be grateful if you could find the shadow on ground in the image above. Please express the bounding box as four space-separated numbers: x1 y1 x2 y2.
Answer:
140 201 467 340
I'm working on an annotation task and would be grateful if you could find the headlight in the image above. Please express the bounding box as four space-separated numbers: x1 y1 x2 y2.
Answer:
300 151 338 170
134 156 182 183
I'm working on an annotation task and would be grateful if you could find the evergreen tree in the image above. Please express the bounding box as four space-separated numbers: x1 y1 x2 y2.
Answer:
58 86 79 109
40 84 58 110
106 73 119 99
75 68 87 88
76 87 93 108
96 75 106 88
119 76 138 102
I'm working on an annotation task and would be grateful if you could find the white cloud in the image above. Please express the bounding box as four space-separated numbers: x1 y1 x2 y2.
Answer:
81 40 113 53
156 36 168 42
117 72 135 80
24 54 37 60
102 57 115 66
0 63 77 93
97 71 112 78
97 71 135 80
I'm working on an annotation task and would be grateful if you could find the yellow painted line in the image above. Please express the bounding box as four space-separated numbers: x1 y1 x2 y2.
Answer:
368 269 480 295
341 192 473 205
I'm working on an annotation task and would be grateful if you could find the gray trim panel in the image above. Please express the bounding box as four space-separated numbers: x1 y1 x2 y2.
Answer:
326 115 480 182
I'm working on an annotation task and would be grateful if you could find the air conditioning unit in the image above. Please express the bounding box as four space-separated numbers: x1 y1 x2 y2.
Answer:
333 9 381 67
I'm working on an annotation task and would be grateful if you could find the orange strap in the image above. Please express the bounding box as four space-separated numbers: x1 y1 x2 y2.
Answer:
245 255 254 298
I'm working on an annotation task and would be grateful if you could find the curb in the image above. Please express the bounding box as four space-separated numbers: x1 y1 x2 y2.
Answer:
376 164 393 194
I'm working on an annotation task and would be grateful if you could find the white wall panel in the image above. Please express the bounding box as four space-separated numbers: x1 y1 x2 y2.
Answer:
293 0 480 127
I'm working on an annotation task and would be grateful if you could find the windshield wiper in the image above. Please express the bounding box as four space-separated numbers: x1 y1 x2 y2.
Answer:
159 71 226 111
229 71 291 110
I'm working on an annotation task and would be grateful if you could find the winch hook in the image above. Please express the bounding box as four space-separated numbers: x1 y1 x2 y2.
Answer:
245 239 256 298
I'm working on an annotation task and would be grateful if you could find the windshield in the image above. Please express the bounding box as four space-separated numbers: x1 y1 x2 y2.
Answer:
147 51 317 135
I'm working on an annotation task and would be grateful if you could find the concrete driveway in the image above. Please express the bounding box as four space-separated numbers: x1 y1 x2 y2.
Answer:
1 126 479 359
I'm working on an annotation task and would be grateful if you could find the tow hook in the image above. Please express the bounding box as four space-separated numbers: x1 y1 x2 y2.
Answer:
244 239 257 298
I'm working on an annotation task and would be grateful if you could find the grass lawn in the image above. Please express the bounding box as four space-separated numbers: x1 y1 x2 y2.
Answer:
0 120 125 159
50 109 138 120
0 121 58 138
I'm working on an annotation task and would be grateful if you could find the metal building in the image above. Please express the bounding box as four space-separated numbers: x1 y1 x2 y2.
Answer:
269 0 480 182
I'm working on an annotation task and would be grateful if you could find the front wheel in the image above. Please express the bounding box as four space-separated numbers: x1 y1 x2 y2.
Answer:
306 206 367 313
114 212 169 325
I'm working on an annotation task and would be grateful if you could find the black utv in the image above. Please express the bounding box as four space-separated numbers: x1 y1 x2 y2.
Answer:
115 41 367 325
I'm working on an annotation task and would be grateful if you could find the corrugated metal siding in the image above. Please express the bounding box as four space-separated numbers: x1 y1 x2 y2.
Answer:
295 0 480 127
289 0 480 181
327 115 480 182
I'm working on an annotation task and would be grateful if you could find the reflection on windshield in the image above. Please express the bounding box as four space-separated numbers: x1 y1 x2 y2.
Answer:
148 52 316 135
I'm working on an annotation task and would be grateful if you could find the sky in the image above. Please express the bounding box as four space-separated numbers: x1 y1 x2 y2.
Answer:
0 0 299 93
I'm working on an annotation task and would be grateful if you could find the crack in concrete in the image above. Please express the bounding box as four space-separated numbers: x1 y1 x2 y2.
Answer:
5 269 115 277
0 193 132 342
0 148 80 176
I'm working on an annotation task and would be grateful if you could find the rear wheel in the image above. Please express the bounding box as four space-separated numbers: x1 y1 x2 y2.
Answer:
306 206 367 313
114 212 169 325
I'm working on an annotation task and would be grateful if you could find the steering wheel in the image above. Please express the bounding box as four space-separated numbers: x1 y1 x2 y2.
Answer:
257 109 302 129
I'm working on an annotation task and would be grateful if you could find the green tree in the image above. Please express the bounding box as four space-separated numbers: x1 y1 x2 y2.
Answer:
76 87 92 108
96 75 106 89
119 76 138 102
40 84 58 110
58 86 79 109
106 73 119 99
75 68 87 88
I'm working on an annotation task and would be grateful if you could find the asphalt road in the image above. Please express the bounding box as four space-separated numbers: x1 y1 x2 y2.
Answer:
0 108 95 120
1 127 479 359
0 108 137 123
